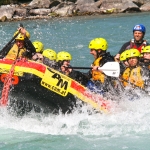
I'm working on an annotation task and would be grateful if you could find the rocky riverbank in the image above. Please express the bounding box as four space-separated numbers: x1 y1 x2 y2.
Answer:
0 0 150 22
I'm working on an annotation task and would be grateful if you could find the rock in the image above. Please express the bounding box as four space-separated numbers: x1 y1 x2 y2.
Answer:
100 0 140 13
132 0 150 6
1 16 7 22
140 1 150 11
29 8 52 16
54 2 76 16
0 5 15 19
1 0 150 22
28 0 50 8
76 0 99 13
49 0 61 8
14 8 27 17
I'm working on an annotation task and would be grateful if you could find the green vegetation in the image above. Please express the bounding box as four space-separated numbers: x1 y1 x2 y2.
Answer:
17 0 31 2
0 0 13 5
0 0 31 5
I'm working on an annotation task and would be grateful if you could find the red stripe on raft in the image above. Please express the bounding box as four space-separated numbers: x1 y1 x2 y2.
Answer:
70 80 112 111
70 80 105 103
0 59 46 73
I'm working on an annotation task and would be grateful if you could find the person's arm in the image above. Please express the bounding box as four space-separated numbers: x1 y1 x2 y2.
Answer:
18 27 36 59
114 41 130 61
24 37 36 59
69 70 89 86
118 42 130 54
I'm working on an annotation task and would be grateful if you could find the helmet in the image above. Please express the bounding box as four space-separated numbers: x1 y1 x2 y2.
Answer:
56 51 72 62
88 38 108 51
32 41 44 53
42 49 57 60
133 24 146 34
14 30 30 39
126 49 140 58
15 33 24 41
120 50 128 61
141 45 150 53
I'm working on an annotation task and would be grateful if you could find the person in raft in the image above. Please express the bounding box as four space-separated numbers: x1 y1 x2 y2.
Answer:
0 27 36 60
114 24 148 61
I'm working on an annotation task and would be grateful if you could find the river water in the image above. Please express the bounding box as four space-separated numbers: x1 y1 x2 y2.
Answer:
0 12 150 150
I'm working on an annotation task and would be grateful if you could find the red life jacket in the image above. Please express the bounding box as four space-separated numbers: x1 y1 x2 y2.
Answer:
128 39 147 53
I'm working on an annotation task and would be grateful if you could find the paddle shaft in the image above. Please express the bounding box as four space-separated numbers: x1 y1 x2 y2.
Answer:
67 66 117 71
1 23 23 52
67 66 92 69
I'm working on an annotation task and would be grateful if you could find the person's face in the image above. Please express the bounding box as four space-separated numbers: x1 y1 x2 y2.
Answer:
61 60 71 74
16 40 24 48
90 49 101 59
143 52 150 62
133 31 144 42
128 57 138 67
123 60 129 67
63 60 70 66
32 53 43 63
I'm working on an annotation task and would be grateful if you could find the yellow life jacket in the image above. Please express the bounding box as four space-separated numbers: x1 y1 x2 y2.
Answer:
122 66 144 88
5 43 26 60
92 57 105 83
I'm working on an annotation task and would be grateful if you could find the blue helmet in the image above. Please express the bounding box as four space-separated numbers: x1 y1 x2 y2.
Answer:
133 24 146 34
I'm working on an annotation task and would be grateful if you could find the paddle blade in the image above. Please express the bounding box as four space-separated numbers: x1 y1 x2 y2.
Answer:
98 62 120 77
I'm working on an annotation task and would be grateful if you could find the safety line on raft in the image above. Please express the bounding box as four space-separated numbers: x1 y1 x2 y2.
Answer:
0 61 16 106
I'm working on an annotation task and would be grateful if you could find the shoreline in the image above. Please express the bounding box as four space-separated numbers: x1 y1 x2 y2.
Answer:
1 0 150 22
1 11 149 23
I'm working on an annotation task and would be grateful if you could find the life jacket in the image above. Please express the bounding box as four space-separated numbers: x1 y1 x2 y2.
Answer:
126 39 147 53
91 57 105 83
121 66 144 88
5 43 26 60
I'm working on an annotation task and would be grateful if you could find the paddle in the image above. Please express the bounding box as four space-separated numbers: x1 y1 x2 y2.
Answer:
0 23 23 52
67 62 120 77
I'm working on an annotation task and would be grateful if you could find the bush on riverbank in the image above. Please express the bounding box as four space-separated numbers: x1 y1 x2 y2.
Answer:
0 0 31 5
0 0 17 5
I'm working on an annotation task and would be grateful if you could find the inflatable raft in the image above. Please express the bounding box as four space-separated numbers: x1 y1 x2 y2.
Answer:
0 59 112 114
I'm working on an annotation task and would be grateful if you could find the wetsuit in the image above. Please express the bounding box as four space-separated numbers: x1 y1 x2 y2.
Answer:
53 61 89 86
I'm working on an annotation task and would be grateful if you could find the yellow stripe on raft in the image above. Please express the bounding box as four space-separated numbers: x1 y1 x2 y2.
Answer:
0 59 110 113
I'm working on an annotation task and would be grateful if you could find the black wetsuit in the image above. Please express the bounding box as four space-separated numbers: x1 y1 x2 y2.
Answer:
53 61 89 86
68 69 89 86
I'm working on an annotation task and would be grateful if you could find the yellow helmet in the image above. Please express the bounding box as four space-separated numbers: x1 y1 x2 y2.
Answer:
42 49 57 60
120 50 128 61
88 38 108 51
126 49 141 58
14 30 30 39
141 45 150 53
15 33 25 41
32 41 44 53
56 51 72 62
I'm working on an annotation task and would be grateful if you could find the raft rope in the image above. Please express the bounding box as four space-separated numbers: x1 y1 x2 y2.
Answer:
0 60 17 106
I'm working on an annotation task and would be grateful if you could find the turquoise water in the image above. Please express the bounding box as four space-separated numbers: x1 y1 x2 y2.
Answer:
0 12 150 150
